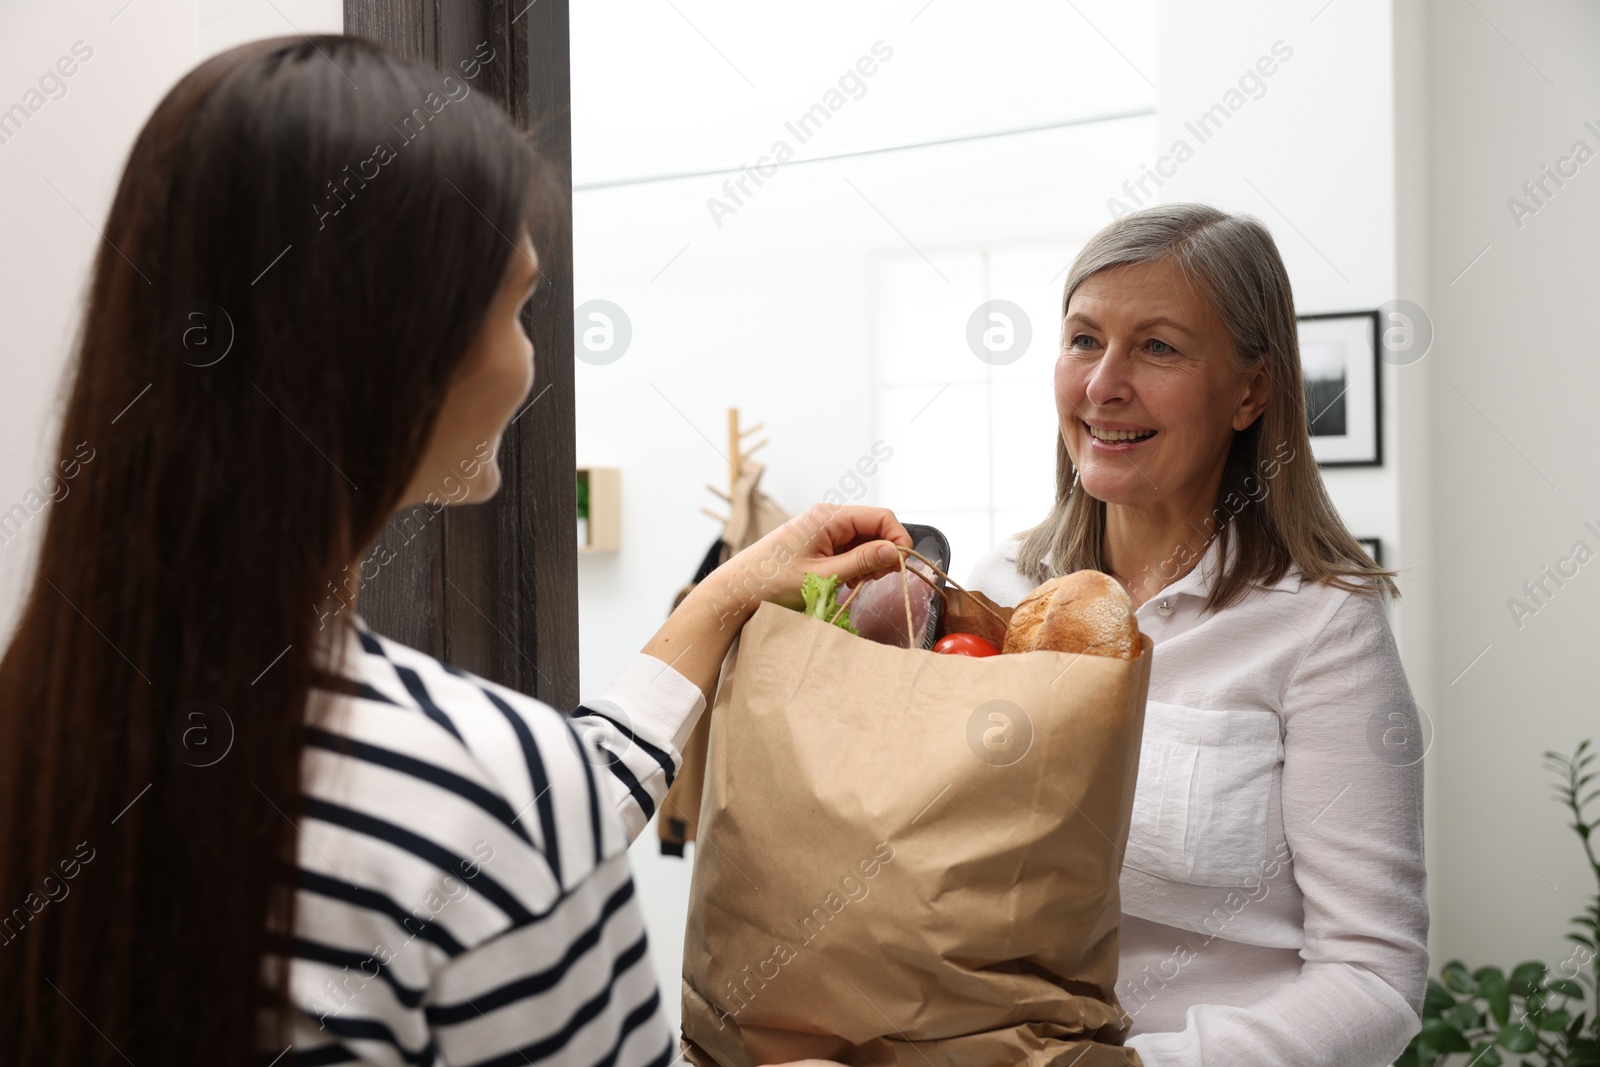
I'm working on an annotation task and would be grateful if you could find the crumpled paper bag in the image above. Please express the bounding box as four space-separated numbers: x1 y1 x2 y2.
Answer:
681 601 1152 1066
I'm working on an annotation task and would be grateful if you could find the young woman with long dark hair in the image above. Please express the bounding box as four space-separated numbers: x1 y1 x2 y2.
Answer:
0 35 907 1066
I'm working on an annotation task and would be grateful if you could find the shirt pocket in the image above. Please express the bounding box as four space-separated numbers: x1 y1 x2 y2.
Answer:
1122 699 1283 888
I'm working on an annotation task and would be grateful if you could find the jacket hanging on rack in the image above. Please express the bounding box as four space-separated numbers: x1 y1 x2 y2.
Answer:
659 458 789 856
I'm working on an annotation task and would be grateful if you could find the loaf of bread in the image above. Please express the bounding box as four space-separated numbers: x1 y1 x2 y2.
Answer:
1002 570 1141 659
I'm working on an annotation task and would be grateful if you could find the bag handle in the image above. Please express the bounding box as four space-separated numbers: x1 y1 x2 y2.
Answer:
827 545 1011 641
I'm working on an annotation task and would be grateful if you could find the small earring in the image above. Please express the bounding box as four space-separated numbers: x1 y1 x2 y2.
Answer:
1069 469 1080 498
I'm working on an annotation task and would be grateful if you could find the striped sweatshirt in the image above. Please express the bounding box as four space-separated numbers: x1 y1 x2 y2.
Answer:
278 611 705 1067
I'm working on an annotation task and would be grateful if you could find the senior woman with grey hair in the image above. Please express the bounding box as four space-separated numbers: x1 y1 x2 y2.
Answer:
968 203 1428 1065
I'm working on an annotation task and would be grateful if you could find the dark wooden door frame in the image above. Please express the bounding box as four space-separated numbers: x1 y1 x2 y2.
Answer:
343 0 579 709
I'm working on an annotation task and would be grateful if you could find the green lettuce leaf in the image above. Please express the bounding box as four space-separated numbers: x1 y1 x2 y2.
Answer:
799 573 858 634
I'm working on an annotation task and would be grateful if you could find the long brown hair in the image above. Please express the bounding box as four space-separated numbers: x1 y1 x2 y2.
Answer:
0 35 557 1064
1014 203 1397 611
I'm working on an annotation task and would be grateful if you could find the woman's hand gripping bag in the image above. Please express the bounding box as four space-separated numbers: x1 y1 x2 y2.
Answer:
680 577 1153 1067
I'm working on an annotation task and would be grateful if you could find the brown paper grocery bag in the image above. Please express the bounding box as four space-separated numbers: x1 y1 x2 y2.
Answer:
938 586 1012 650
681 601 1152 1067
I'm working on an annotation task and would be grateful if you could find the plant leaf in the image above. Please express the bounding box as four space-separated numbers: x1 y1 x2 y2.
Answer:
1444 960 1478 996
1468 1043 1503 1067
1537 1008 1573 1032
1445 1001 1481 1032
1421 1018 1472 1053
1509 961 1548 997
1497 1022 1538 1053
1424 977 1457 1018
1569 1036 1600 1067
1549 977 1586 999
1476 967 1512 1027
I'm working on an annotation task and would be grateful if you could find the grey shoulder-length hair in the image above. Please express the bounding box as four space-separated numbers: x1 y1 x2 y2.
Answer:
1013 202 1398 610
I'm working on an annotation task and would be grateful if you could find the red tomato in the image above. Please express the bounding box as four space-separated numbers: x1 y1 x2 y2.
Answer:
933 633 1000 658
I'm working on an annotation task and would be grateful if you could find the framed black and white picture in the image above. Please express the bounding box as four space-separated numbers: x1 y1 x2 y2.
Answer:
1297 310 1381 467
1357 537 1382 566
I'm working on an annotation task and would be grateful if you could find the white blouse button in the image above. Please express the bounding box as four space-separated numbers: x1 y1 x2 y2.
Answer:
1156 598 1173 616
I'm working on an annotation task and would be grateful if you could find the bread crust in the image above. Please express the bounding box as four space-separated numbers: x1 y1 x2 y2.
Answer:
1002 570 1141 659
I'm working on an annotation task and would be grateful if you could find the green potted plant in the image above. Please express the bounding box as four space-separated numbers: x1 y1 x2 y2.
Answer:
1399 741 1600 1066
576 471 590 548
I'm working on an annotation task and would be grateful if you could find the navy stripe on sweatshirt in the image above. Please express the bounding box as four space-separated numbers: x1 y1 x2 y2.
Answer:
274 612 703 1067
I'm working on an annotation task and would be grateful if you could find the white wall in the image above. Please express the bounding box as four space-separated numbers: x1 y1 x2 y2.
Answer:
571 1 1161 1024
569 0 1455 1023
0 0 343 642
1421 0 1600 977
1150 0 1442 967
572 0 1451 1026
1151 0 1421 625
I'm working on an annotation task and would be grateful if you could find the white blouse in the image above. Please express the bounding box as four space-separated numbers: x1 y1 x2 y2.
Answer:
967 533 1428 1067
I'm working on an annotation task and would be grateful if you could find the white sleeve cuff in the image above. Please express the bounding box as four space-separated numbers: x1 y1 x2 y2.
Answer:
595 652 707 764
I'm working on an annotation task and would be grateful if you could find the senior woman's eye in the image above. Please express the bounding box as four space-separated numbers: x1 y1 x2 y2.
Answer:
1067 333 1098 351
1147 338 1175 355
